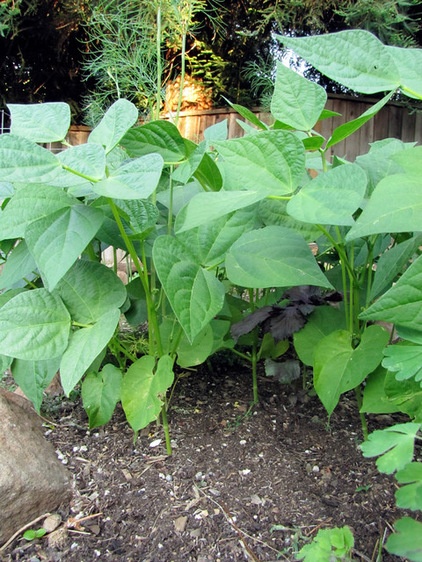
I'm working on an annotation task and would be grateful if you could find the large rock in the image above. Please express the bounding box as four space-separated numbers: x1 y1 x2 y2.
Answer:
0 389 72 545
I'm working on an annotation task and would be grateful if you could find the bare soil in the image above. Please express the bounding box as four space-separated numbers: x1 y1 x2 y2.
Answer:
0 358 413 562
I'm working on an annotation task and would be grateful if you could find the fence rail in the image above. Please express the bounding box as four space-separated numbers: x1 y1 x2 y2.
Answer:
1 96 421 162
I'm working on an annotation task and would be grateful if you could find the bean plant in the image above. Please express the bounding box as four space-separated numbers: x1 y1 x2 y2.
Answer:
0 29 422 558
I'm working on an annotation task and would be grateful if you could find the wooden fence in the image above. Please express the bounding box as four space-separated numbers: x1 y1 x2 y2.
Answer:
60 95 421 162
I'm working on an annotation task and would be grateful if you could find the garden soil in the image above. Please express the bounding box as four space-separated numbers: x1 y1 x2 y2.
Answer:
0 359 416 562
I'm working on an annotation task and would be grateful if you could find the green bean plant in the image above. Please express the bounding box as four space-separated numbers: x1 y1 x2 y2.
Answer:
0 31 421 482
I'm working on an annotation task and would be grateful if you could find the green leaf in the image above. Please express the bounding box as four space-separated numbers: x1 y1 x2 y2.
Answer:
258 198 320 241
121 120 187 162
175 190 268 233
225 226 333 289
361 367 402 415
160 319 214 368
57 143 106 181
360 255 422 330
326 92 394 149
297 526 354 561
361 422 421 474
60 308 121 396
93 153 164 200
121 354 174 431
12 357 60 413
214 130 305 195
204 119 228 141
347 174 422 240
278 30 400 94
271 62 327 131
384 371 422 421
382 343 422 383
177 206 257 267
287 164 367 226
88 99 138 153
54 260 126 324
387 46 422 99
0 183 77 240
293 306 346 367
314 325 390 415
116 199 159 235
81 364 122 429
370 235 422 300
0 241 37 290
0 134 61 183
386 517 422 561
0 289 71 360
392 145 422 176
25 205 104 291
395 462 422 511
153 235 225 342
9 102 70 142
225 101 268 130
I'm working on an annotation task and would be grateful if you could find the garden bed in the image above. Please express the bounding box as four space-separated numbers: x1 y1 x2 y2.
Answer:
0 362 409 562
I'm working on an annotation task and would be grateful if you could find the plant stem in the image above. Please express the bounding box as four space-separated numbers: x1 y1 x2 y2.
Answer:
161 401 172 455
354 386 368 440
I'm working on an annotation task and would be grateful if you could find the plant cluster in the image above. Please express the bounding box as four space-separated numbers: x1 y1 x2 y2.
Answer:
0 29 421 559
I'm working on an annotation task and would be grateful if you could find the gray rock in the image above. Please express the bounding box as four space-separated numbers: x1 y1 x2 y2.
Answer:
0 389 72 546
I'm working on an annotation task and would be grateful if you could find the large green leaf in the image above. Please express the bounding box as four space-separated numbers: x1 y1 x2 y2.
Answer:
57 143 106 181
175 190 268 233
121 120 187 162
361 367 403 415
361 422 421 474
0 134 61 183
88 99 139 153
387 46 422 99
360 255 422 329
347 174 422 240
12 357 60 413
326 92 394 149
160 318 214 368
92 153 164 199
0 289 71 360
258 198 320 241
153 235 225 342
60 308 121 395
386 517 422 561
271 61 327 131
287 164 367 226
225 226 332 289
121 354 174 432
25 205 104 291
177 206 256 268
370 235 422 300
0 183 77 240
81 364 122 429
279 30 400 94
116 199 159 235
0 241 37 290
54 260 126 324
384 372 422 421
8 102 71 143
392 145 422 176
214 130 305 195
293 306 346 367
314 325 390 415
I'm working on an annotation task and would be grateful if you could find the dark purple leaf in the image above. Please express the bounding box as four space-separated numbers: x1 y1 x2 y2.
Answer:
230 305 273 340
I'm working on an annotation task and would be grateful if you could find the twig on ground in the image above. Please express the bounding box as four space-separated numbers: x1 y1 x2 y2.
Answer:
0 512 51 553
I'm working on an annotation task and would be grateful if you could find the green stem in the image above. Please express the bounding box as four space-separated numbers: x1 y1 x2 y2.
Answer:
354 386 368 440
161 402 172 455
108 198 162 356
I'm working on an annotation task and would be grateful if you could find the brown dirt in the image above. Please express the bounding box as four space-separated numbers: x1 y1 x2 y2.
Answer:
0 359 412 562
